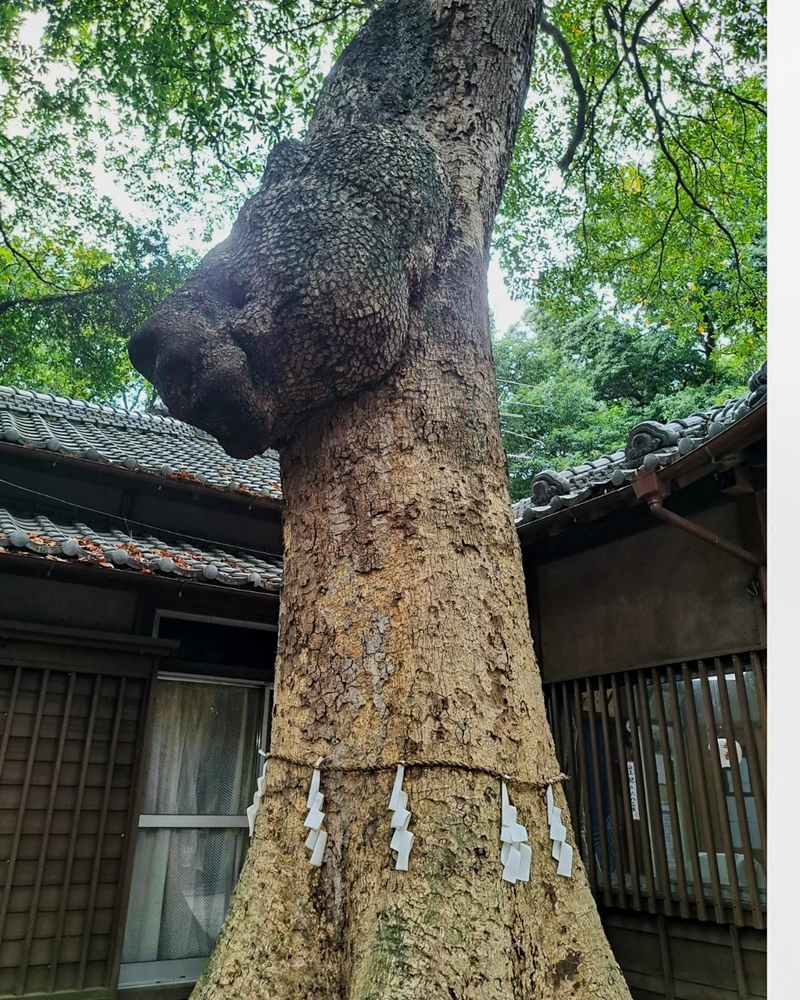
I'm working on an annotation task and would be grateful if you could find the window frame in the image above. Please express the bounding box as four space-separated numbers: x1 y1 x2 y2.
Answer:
118 612 274 991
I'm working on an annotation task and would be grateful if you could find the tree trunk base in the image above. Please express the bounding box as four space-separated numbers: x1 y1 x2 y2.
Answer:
194 765 628 1000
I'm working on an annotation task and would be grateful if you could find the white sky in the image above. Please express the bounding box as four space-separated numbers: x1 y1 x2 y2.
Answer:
488 255 527 332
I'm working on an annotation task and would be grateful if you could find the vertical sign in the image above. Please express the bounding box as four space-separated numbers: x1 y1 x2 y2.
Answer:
627 760 640 820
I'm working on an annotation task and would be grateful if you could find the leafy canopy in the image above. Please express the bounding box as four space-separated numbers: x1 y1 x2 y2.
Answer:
494 304 757 501
0 1 766 452
496 0 766 355
1 0 369 400
0 224 192 406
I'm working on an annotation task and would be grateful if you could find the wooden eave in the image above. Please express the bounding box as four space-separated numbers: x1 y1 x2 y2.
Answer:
0 440 283 517
516 402 766 548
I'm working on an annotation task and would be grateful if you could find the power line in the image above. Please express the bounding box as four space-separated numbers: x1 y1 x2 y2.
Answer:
501 427 542 447
496 377 547 395
498 398 545 409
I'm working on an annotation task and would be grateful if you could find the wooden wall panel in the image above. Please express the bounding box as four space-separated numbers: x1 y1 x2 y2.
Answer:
0 627 164 999
4 883 118 916
0 761 135 789
535 501 764 682
0 808 130 838
0 573 138 635
0 931 112 967
1 786 130 813
0 859 122 891
602 908 767 1000
1 908 115 944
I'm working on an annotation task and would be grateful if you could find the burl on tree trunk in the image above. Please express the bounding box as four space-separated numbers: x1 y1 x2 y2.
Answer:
129 1 631 997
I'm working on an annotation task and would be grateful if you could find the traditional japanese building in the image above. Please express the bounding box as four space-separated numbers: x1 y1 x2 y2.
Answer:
0 364 767 1000
514 361 767 1000
0 386 282 998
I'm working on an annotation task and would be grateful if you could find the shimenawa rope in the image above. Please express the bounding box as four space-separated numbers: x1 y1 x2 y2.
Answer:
263 750 569 789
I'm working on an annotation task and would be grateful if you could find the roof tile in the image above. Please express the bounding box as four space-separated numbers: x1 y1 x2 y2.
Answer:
514 360 766 525
0 505 283 589
0 385 283 501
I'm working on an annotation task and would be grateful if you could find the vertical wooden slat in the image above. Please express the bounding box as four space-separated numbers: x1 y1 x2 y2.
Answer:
0 666 23 938
549 683 583 855
597 675 626 909
572 679 598 894
106 666 158 987
585 679 612 906
697 660 745 925
731 655 766 867
560 682 580 826
730 925 750 1000
624 671 657 912
750 649 768 881
0 667 22 778
651 667 690 919
681 662 726 922
748 652 767 785
714 658 764 929
611 673 642 911
78 677 127 989
49 673 102 993
635 673 674 916
16 672 76 996
665 668 708 922
540 649 766 931
750 649 767 707
0 670 50 943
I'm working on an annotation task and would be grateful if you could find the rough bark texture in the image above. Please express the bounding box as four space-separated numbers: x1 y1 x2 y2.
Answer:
129 1 633 997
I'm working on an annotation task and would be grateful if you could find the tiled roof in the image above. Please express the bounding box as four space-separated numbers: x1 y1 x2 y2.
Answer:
0 358 767 560
513 360 767 526
0 505 283 590
0 386 282 502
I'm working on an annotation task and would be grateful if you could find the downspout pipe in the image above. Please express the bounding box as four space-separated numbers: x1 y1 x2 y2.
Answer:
646 496 766 608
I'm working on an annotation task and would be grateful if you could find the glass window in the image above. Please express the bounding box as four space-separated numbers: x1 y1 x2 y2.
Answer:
119 677 267 988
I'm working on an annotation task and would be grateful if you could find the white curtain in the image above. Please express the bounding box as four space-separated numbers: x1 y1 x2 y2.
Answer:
122 680 260 964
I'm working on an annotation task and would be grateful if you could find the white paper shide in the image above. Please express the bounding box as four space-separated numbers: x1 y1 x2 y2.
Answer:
247 750 269 837
547 782 573 878
304 757 328 867
500 781 532 884
389 764 414 871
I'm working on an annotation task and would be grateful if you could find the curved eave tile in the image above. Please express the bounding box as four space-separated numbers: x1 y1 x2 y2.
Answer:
519 361 766 525
0 509 282 591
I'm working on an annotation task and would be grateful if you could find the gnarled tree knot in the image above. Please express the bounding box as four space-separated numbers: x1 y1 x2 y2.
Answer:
129 121 450 456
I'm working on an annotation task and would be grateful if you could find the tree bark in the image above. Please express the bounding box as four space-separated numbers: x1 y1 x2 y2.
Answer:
195 288 630 999
130 1 633 997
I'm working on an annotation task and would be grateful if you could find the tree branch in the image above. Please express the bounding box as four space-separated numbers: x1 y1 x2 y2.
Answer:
0 219 66 292
626 6 748 289
539 15 588 174
0 282 134 316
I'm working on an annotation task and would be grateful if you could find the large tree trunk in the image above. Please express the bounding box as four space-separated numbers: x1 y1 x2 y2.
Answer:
129 1 633 997
195 283 629 1000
